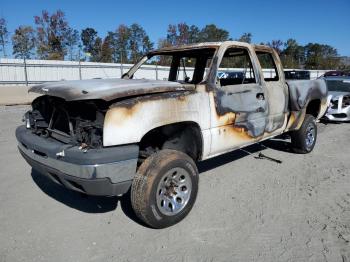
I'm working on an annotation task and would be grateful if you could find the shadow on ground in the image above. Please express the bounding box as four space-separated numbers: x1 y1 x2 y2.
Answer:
319 119 350 125
31 169 147 226
30 137 292 225
198 136 291 173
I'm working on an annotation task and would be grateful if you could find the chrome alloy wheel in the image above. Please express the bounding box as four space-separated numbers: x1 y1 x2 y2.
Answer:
156 167 192 216
305 122 316 149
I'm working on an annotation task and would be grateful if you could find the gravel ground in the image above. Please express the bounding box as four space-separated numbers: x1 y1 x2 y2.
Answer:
0 105 349 262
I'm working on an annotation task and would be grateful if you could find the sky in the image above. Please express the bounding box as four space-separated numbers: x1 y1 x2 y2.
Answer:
1 0 350 56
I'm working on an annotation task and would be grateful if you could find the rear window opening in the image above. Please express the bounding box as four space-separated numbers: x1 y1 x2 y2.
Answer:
256 51 279 82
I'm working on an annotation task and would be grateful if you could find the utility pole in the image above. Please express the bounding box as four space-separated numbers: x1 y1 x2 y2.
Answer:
120 50 124 76
155 63 158 80
78 44 82 80
23 57 28 86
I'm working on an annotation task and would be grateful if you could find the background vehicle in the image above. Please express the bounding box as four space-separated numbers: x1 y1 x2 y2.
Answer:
323 70 350 77
323 76 350 121
218 71 245 80
284 70 310 80
16 41 328 228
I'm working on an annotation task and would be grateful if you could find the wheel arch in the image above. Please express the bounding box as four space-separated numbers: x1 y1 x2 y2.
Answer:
306 99 321 118
138 121 204 162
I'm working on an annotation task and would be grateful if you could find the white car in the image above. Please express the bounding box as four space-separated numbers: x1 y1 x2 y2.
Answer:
324 77 350 121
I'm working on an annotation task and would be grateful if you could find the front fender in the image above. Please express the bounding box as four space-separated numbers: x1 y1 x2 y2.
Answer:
103 91 209 146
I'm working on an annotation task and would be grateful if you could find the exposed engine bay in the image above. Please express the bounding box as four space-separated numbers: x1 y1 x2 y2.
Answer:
25 96 107 148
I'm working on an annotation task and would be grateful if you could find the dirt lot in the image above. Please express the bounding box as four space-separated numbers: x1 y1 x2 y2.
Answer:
0 105 349 262
0 86 39 106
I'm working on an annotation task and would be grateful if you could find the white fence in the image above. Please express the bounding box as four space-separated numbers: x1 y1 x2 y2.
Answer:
0 58 330 85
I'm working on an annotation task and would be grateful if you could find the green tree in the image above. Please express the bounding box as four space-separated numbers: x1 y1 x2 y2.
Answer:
91 37 102 62
166 24 177 46
100 35 114 63
156 38 172 65
113 24 130 63
128 23 153 63
304 43 340 69
237 32 252 43
0 17 9 57
142 34 153 53
81 27 97 54
81 27 102 61
12 26 36 59
188 25 200 44
34 10 70 60
166 23 200 46
280 39 304 68
198 24 229 42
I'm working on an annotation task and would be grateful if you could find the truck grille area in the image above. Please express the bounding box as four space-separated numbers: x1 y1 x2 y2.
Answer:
27 95 107 148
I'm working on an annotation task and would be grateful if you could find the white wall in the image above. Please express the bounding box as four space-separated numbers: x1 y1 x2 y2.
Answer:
0 58 330 85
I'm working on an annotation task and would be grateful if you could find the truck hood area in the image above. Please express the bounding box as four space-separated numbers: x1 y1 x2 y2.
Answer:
29 78 194 101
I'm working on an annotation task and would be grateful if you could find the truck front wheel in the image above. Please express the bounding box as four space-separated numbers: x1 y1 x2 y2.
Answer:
290 114 317 154
131 149 198 228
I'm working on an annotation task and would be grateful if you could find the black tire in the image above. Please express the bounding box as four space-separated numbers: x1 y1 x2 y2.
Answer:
290 114 317 154
131 149 199 229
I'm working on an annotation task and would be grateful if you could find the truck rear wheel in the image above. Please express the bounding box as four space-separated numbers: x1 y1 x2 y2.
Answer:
131 149 198 229
290 114 317 154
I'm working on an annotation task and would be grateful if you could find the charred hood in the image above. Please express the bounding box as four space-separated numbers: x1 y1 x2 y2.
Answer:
29 78 195 101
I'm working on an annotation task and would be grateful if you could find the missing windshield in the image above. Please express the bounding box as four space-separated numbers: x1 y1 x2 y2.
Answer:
130 48 216 84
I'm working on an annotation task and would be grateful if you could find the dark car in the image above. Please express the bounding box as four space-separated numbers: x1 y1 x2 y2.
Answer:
218 71 245 79
284 70 310 80
323 71 350 77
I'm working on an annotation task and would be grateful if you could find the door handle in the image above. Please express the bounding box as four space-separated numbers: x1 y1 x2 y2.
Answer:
256 93 265 100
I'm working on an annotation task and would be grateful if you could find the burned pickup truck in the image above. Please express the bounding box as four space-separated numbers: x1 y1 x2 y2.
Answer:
16 41 328 228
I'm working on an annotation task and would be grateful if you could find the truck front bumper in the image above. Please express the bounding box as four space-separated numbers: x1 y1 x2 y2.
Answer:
16 126 139 196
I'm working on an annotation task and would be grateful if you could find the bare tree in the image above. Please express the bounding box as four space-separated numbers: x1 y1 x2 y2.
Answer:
267 40 284 55
34 10 70 60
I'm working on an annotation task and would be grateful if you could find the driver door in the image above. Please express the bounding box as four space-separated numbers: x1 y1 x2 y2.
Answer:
209 46 268 155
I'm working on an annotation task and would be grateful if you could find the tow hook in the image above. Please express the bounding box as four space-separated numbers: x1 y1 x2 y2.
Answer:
56 150 65 158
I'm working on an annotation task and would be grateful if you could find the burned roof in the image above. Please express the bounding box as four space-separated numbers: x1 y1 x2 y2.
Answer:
149 41 272 54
